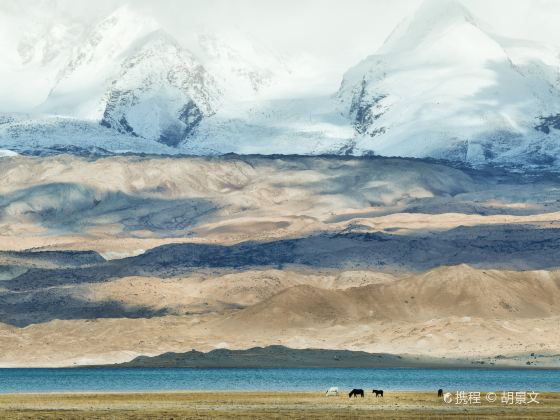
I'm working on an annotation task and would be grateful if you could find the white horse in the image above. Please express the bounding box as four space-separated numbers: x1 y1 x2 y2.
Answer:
326 387 339 396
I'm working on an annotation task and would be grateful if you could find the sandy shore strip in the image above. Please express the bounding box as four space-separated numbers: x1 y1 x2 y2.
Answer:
0 391 558 419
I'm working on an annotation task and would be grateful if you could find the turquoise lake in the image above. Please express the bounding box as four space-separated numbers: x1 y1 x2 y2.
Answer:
0 368 559 393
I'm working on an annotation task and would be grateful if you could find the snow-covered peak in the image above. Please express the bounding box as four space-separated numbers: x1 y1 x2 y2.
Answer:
381 0 479 54
338 0 560 166
78 4 159 62
34 5 221 147
100 29 220 145
40 4 160 119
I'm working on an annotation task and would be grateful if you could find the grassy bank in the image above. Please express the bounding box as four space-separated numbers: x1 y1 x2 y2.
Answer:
0 391 558 419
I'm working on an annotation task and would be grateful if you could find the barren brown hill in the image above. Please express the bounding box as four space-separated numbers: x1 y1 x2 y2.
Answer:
2 155 560 366
2 154 560 255
79 269 398 317
2 264 560 366
222 265 560 330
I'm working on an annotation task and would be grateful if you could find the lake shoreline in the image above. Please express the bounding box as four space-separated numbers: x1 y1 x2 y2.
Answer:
1 391 559 419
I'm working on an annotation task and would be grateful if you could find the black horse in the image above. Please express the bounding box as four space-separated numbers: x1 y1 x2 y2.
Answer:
438 389 443 397
349 389 364 398
372 389 384 397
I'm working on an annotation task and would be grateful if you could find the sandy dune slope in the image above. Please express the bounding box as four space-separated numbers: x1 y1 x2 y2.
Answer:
1 313 558 367
0 265 559 366
218 265 560 329
1 155 560 252
1 155 560 366
83 269 397 311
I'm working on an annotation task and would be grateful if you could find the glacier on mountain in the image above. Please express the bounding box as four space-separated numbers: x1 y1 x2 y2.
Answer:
337 0 560 166
2 0 560 169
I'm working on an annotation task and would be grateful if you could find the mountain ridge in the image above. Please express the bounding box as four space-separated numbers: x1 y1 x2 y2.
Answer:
2 0 560 169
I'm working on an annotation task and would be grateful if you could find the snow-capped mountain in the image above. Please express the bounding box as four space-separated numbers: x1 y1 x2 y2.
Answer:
3 0 560 169
32 5 298 147
40 5 160 119
337 0 560 165
38 6 220 146
99 31 220 146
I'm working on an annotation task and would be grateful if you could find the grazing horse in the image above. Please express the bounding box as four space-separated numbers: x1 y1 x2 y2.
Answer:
349 389 364 398
326 387 339 396
438 389 443 397
372 389 384 397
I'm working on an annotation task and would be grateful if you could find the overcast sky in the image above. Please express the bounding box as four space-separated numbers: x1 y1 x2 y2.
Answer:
1 0 560 111
6 0 558 48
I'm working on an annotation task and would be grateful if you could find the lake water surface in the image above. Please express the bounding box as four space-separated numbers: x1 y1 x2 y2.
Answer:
0 368 559 393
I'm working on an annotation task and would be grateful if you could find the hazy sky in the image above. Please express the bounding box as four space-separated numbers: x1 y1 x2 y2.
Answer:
6 0 558 50
2 0 560 111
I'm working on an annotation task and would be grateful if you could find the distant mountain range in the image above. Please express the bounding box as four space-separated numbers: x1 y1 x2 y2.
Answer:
2 0 560 169
104 345 477 368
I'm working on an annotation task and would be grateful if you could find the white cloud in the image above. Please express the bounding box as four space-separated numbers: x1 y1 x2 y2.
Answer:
1 0 560 112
